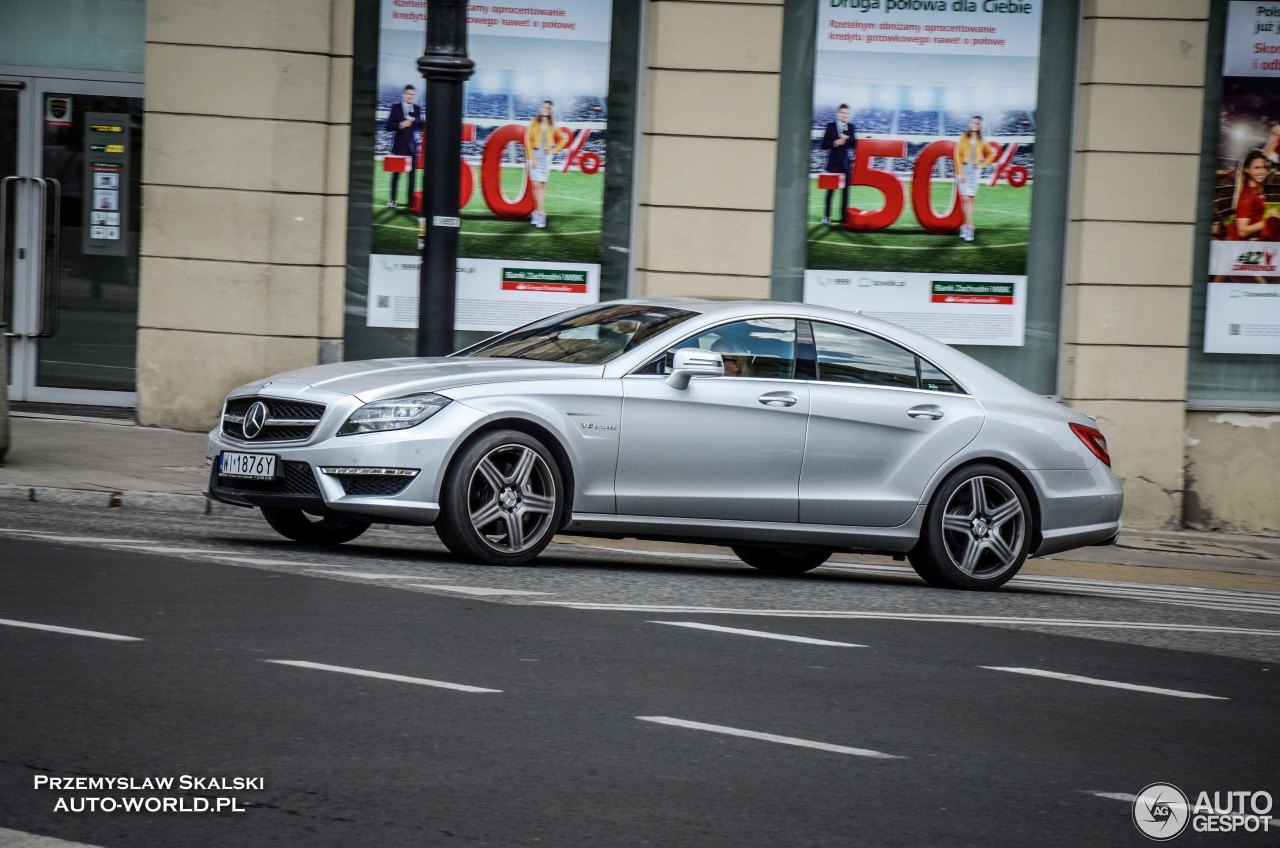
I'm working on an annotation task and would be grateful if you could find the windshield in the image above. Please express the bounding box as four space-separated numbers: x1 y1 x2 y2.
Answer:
463 304 698 364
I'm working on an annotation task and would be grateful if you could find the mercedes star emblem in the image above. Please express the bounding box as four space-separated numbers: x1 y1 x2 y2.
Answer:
242 401 269 440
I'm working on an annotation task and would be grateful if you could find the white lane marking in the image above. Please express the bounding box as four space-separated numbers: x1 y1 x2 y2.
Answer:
564 542 739 561
827 562 1280 607
0 826 110 847
1086 792 1276 823
0 530 163 546
207 555 331 567
306 570 424 580
636 716 901 759
264 660 500 693
110 546 224 555
405 584 552 596
650 621 866 647
0 618 142 642
1090 791 1139 803
564 545 1280 613
543 603 1280 636
980 667 1228 700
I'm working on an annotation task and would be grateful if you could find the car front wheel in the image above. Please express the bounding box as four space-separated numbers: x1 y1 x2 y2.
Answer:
435 430 565 565
732 545 832 575
260 507 371 545
909 464 1031 590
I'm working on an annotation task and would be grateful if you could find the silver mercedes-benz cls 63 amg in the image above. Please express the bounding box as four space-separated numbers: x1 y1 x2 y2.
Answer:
205 298 1122 590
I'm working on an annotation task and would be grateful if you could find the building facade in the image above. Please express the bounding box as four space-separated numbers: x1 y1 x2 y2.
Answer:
1 0 1277 534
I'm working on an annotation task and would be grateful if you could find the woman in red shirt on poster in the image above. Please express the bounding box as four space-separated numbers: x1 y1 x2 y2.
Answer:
1229 148 1278 284
1234 149 1272 240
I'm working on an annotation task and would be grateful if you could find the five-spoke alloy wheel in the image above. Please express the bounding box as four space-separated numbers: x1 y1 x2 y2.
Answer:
436 430 565 565
909 464 1031 590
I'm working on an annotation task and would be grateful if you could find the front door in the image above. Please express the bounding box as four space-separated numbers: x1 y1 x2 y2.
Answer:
1 76 142 405
616 318 809 523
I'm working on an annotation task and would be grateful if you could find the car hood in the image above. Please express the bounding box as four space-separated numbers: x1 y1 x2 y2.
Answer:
233 357 604 402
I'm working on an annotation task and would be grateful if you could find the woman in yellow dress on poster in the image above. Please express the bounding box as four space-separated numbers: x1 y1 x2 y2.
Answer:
953 115 998 243
525 100 568 230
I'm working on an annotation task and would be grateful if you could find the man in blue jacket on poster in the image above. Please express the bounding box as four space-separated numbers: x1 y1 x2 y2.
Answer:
386 84 424 210
820 103 856 225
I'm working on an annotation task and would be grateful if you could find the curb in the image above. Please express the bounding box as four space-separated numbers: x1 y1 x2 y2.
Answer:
0 484 246 516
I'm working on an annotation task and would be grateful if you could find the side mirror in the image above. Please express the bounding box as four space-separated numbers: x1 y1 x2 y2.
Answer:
666 348 724 389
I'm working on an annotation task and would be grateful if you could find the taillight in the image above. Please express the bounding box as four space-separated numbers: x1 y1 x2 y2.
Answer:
1070 422 1111 467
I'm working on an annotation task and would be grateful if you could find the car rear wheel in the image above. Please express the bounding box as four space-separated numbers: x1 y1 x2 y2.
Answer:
732 545 832 575
909 464 1031 590
435 430 565 565
260 507 371 545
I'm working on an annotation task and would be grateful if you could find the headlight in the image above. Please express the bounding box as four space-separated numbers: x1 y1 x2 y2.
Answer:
337 393 451 436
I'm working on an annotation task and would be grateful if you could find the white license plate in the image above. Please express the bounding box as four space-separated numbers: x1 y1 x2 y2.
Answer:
219 452 278 480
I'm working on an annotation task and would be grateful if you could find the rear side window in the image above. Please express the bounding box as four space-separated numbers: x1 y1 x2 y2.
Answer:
919 359 963 394
811 322 917 389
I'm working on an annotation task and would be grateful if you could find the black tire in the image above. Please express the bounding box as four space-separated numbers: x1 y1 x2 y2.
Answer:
732 545 832 575
260 507 371 545
435 430 565 565
909 463 1032 590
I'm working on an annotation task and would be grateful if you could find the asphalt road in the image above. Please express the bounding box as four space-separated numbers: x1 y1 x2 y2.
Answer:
1 502 1278 847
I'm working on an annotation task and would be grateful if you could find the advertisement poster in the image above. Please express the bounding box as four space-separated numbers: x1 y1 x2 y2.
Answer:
369 0 610 332
802 1 1043 347
1204 1 1280 354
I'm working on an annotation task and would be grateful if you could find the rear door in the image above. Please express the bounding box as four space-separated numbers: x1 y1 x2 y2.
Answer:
799 321 984 527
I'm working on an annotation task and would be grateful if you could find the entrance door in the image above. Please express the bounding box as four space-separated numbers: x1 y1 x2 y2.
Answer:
1 75 142 406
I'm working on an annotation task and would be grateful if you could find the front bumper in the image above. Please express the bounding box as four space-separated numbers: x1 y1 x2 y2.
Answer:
205 399 489 524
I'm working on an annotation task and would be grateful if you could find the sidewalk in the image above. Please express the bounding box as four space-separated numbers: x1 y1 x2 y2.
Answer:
2 415 1278 591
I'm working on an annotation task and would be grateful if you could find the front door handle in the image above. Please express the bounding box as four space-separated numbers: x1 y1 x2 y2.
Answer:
758 391 798 408
908 404 944 420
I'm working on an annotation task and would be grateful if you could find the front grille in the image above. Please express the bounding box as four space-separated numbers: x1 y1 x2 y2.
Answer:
216 461 320 495
338 474 414 497
222 396 325 443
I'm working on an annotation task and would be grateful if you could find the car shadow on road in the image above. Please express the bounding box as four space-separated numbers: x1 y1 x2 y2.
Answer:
204 531 991 590
204 529 1085 601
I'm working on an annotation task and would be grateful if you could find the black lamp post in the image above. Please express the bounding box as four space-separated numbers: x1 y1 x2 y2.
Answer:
416 0 474 357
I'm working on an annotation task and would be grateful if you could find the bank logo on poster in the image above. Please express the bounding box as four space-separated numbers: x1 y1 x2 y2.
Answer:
802 1 1041 346
1204 1 1280 354
367 0 609 332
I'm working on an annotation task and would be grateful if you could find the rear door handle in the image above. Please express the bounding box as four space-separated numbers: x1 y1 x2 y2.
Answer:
908 404 944 420
758 391 798 408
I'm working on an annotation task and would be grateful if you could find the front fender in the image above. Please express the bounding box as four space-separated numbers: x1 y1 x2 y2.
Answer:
440 380 622 514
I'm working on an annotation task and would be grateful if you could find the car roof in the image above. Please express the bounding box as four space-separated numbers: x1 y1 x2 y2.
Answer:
611 296 1042 404
618 296 942 354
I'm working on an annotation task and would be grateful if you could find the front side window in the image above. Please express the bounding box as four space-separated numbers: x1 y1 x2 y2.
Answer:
465 304 696 365
645 318 798 379
812 322 917 389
